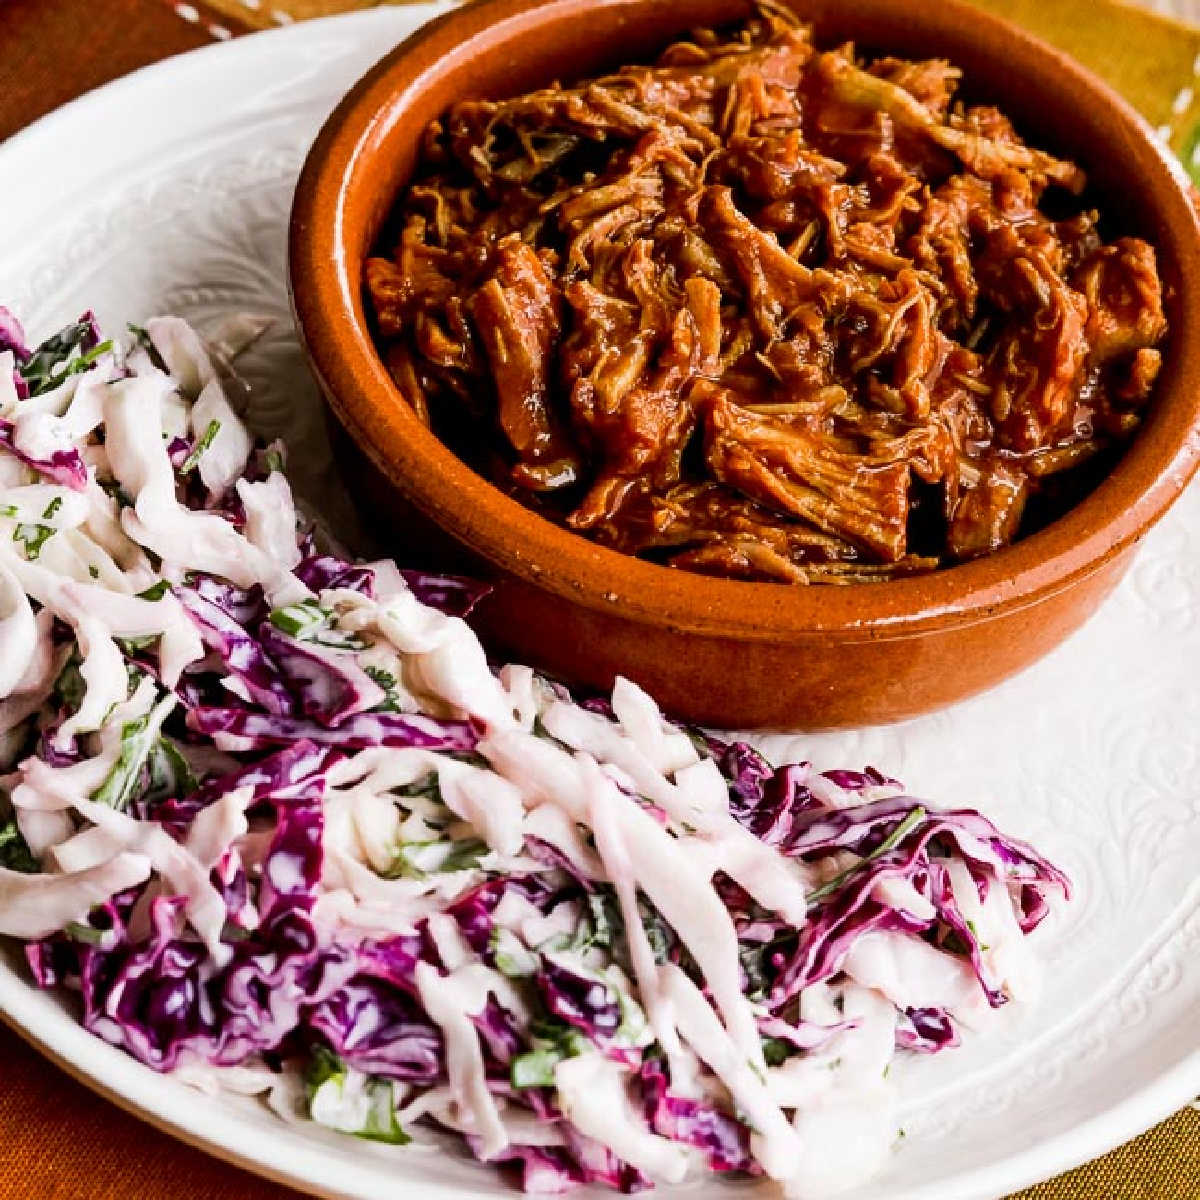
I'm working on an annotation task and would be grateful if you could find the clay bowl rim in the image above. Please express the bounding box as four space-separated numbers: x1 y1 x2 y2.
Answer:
289 0 1200 644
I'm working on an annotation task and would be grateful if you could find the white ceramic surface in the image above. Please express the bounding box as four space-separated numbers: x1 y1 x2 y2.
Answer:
0 10 1196 1200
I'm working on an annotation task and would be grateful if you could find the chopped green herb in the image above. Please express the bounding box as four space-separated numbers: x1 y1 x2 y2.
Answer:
64 920 112 948
0 818 39 874
527 1018 586 1050
180 419 221 474
354 1089 411 1145
53 656 86 712
739 942 772 1002
309 629 368 651
442 838 488 872
585 892 615 949
363 666 401 712
566 889 620 954
13 522 56 560
614 986 648 1043
384 837 487 880
381 840 437 880
398 773 444 806
41 496 63 521
807 807 927 905
761 1037 792 1067
304 1045 347 1100
91 711 177 812
128 325 169 372
269 600 329 638
136 580 171 602
143 736 197 805
305 1047 410 1145
510 1048 563 1089
490 927 539 978
0 504 17 519
638 900 674 964
19 321 110 396
77 339 114 370
116 635 156 655
88 564 100 579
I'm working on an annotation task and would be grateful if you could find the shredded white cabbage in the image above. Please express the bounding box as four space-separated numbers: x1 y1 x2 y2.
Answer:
415 958 510 1160
556 1053 690 1183
0 853 151 938
0 313 1064 1200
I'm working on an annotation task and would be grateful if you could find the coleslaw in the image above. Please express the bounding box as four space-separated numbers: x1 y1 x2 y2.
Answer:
0 309 1069 1196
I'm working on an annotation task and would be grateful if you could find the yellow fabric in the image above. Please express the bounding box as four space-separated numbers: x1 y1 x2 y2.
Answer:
969 0 1200 156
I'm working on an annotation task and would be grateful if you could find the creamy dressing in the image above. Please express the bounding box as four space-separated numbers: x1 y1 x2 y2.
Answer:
1 484 89 531
50 825 125 874
185 786 253 869
145 316 217 398
414 959 509 1160
2 555 202 695
191 377 252 501
0 853 151 938
545 691 812 924
780 987 898 1197
70 792 231 967
335 589 513 730
520 802 605 879
0 559 37 697
10 678 163 851
11 407 78 469
0 610 61 745
0 351 18 415
0 313 1065 1200
947 857 1039 1005
661 963 804 1181
483 730 765 1066
584 756 695 1094
609 676 699 776
555 1053 690 1183
102 375 304 603
436 758 526 858
842 931 986 1021
237 473 301 571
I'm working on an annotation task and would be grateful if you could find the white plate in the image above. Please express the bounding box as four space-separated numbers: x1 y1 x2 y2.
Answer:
0 10 1197 1200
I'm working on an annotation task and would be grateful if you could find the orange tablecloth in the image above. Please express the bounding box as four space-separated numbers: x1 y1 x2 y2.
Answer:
0 3 1196 1198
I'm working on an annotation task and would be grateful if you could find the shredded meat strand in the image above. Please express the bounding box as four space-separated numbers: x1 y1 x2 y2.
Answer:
366 7 1169 584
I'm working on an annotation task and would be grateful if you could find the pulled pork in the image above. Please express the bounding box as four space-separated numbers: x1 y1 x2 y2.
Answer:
366 7 1169 583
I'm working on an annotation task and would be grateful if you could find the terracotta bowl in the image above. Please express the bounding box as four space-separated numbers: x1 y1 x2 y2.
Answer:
289 0 1200 730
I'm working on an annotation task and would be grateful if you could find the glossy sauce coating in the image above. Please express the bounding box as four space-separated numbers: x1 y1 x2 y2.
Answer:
366 8 1168 583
